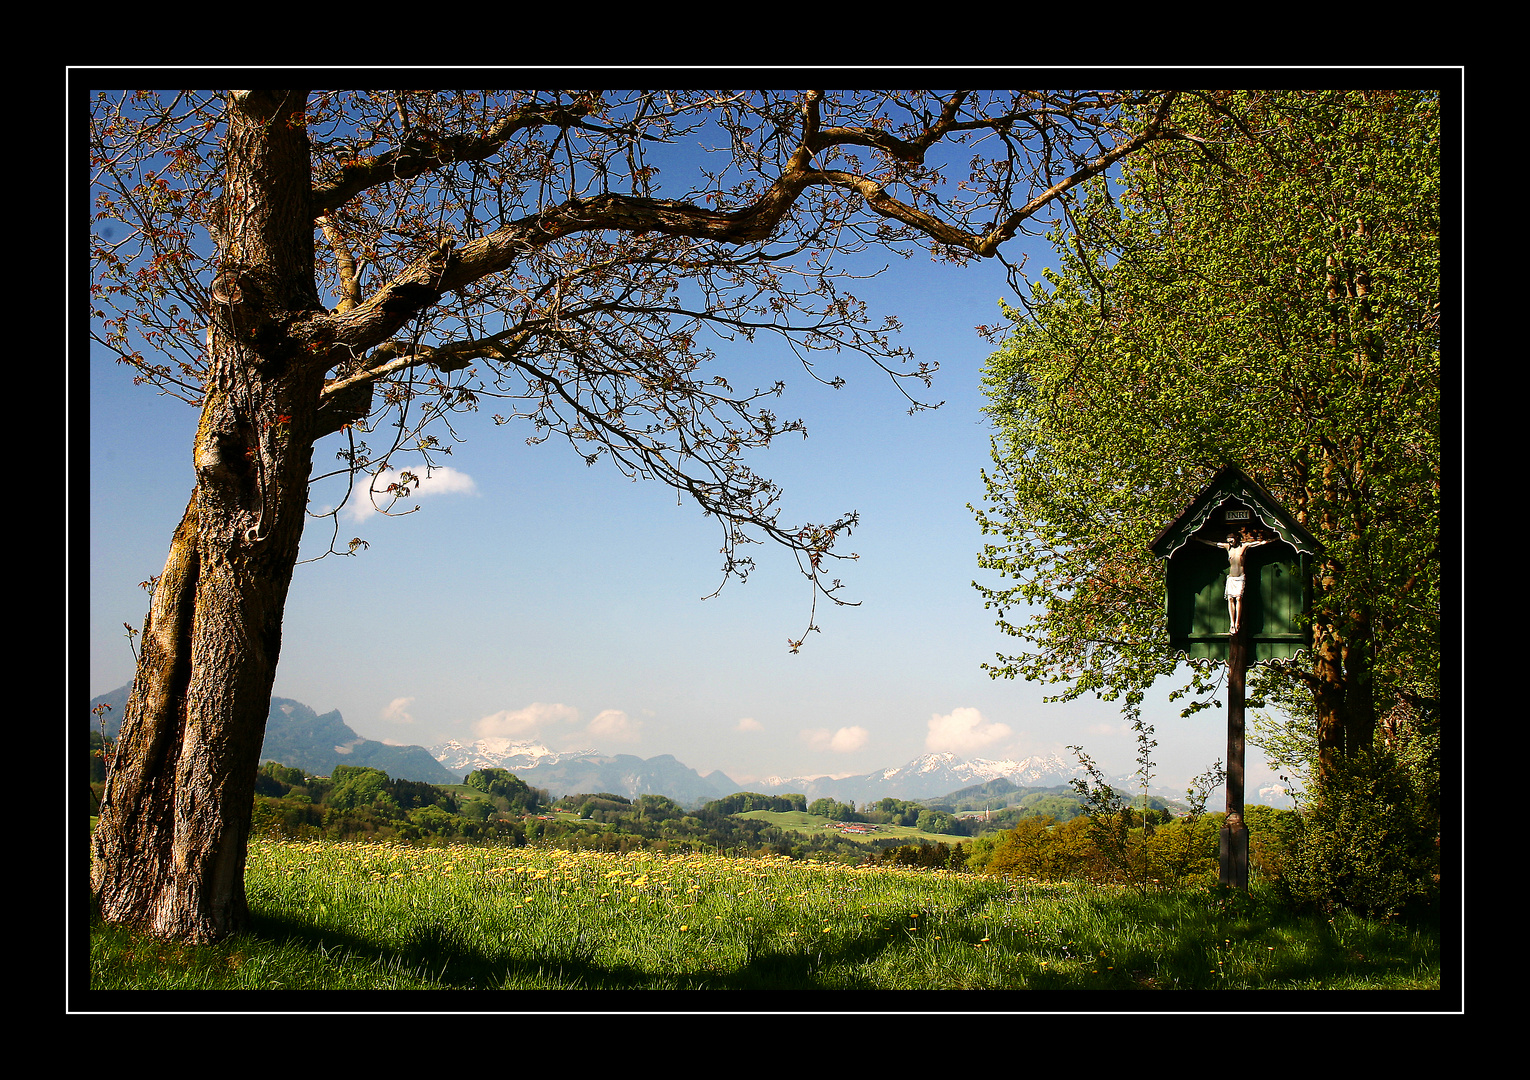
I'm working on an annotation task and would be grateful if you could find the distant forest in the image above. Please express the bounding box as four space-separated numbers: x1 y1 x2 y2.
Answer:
89 733 1183 865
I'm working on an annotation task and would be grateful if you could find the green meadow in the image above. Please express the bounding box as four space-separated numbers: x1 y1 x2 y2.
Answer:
87 837 1441 992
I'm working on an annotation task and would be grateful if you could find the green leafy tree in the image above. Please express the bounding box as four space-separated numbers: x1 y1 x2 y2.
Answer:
973 90 1440 780
868 797 925 827
634 794 683 822
406 804 457 838
390 776 457 813
915 809 953 834
808 797 858 822
464 767 539 813
89 87 1204 943
709 792 788 815
255 760 308 796
324 765 399 815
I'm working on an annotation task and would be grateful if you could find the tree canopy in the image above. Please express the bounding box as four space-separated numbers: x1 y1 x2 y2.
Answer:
972 89 1441 779
89 88 1209 943
92 90 1190 636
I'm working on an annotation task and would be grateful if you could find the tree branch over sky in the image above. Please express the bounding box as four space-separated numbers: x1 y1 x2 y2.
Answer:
89 88 1199 943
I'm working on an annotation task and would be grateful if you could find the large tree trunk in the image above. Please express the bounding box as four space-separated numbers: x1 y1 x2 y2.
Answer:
1311 439 1348 780
90 369 322 939
90 90 323 942
1312 601 1349 781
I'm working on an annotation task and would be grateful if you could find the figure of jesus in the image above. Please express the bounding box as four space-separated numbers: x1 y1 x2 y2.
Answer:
1194 532 1271 634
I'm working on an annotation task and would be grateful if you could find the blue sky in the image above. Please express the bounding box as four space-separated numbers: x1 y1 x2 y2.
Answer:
88 253 1292 803
85 105 1296 803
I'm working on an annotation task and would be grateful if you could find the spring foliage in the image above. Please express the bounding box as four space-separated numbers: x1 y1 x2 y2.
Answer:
973 90 1441 747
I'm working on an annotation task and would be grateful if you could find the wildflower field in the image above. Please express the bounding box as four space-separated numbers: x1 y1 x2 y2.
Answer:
86 836 1443 992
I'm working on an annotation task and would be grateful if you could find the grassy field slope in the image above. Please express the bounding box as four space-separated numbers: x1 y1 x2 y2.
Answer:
87 837 1443 992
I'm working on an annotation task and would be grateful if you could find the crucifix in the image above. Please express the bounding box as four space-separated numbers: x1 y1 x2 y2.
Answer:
1151 467 1322 891
1192 532 1272 634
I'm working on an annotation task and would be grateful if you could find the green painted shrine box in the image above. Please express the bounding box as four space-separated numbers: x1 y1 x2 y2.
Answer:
1150 467 1323 664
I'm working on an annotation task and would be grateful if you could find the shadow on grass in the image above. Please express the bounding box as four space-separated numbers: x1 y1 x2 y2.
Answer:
91 883 1443 993
247 908 910 990
1058 887 1443 991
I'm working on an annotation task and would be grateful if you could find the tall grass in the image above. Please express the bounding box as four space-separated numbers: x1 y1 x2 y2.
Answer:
87 837 1441 991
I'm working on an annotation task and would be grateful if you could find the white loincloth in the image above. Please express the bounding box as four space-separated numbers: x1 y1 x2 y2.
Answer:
1225 574 1246 599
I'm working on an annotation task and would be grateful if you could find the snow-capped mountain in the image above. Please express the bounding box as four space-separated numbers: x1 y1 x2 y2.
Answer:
427 738 740 803
755 751 1078 804
427 740 1217 806
871 751 1076 789
426 740 1082 804
428 737 602 775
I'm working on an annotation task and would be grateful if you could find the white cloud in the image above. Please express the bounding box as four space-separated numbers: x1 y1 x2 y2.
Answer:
802 726 869 753
926 707 1012 754
345 465 478 522
474 702 580 738
1085 721 1125 738
382 697 416 724
588 709 640 743
736 717 763 732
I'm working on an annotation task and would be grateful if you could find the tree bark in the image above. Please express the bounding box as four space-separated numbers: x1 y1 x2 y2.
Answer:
90 90 326 941
1311 604 1347 781
1311 446 1345 779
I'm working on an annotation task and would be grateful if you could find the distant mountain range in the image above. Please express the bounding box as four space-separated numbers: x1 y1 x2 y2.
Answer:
89 686 1267 805
430 737 1079 805
751 751 1079 805
88 685 455 785
430 738 742 804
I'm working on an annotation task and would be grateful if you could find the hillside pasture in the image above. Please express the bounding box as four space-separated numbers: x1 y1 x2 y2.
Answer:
736 809 960 845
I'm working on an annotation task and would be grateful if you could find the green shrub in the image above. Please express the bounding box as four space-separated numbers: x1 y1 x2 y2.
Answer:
978 816 1100 882
975 810 1223 890
1137 813 1219 887
1245 803 1304 887
1283 748 1439 919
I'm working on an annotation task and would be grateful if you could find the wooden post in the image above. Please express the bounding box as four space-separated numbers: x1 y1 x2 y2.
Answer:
1221 625 1249 891
1149 467 1324 893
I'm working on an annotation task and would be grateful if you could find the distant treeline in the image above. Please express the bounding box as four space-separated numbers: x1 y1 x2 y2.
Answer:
89 733 1436 917
89 737 1179 865
88 741 927 860
250 762 555 846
